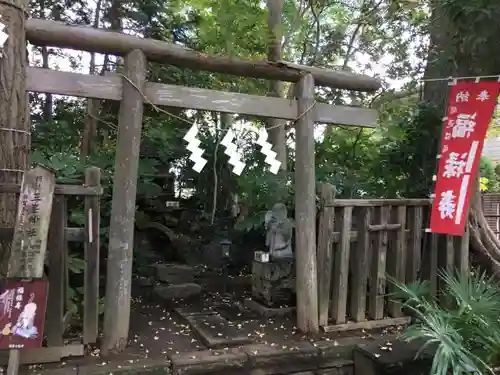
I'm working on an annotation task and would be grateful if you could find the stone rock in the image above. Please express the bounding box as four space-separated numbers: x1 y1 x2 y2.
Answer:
353 337 434 375
135 277 154 287
171 348 247 375
154 283 202 300
252 259 296 307
201 239 225 268
154 264 195 284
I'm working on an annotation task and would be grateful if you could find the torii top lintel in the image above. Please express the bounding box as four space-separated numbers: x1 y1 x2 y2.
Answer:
25 18 381 92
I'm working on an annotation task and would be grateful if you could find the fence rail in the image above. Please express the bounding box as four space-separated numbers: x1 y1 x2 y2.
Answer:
0 182 102 196
316 184 469 331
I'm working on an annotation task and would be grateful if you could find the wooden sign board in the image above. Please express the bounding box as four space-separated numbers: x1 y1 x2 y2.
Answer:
0 279 49 349
7 166 56 279
5 165 55 375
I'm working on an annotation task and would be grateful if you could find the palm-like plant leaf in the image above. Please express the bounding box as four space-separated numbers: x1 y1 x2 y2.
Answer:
390 269 500 375
388 276 432 308
440 269 500 318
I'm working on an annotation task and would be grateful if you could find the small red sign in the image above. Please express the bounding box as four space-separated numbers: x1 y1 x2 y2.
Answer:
0 279 48 349
430 81 500 235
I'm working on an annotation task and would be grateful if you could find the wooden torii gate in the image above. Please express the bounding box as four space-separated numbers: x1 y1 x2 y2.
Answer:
0 0 381 355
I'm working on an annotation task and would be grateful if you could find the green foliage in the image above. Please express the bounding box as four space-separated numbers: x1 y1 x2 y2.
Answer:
315 100 443 199
480 177 489 192
390 270 500 375
479 157 500 192
24 0 480 330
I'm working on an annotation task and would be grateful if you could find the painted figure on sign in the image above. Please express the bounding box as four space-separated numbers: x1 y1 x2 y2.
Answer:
12 293 38 339
1 323 12 336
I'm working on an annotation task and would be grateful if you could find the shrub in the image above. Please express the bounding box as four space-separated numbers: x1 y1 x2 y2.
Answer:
391 270 500 375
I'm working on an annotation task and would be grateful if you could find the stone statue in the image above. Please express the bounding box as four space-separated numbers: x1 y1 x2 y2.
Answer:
264 203 293 259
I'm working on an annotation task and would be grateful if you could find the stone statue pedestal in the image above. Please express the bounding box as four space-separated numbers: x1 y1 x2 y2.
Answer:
251 257 296 307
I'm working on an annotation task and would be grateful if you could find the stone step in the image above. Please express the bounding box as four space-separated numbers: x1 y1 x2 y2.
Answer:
154 283 202 300
182 312 252 349
353 337 434 375
26 335 375 375
244 298 295 318
153 264 196 284
171 336 367 375
215 301 260 321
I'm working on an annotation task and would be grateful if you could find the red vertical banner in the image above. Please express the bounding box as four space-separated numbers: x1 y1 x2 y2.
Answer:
430 80 500 236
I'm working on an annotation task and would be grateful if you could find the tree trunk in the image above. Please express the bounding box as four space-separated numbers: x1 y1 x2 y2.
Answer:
39 0 52 123
468 173 500 275
266 0 286 174
81 0 103 158
41 46 53 122
423 0 500 274
0 0 30 274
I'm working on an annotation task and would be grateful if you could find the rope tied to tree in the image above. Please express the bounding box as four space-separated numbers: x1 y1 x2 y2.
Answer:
0 128 30 175
0 0 29 18
0 168 24 173
0 128 30 135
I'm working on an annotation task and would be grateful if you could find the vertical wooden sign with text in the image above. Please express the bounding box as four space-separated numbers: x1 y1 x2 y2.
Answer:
7 166 56 278
6 165 55 375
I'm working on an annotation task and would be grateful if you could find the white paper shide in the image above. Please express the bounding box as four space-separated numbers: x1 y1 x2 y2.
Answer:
0 22 8 57
183 123 208 173
221 130 245 175
183 122 281 175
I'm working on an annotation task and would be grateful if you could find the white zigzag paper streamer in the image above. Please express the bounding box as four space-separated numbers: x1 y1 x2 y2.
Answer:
183 124 207 173
221 129 246 175
0 22 8 57
243 125 281 175
256 128 281 174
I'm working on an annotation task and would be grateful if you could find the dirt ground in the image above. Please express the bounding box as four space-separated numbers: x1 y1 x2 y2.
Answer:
20 271 403 374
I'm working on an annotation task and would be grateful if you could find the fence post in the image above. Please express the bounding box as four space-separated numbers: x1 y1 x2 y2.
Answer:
294 73 319 333
84 167 101 344
349 206 371 322
317 183 335 327
102 49 146 354
367 206 389 320
406 206 423 282
331 206 353 324
427 233 439 297
443 235 455 274
455 225 469 275
387 205 406 318
46 195 68 347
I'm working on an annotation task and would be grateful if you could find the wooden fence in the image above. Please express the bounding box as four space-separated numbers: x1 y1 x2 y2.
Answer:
0 167 101 364
483 193 500 239
316 184 469 331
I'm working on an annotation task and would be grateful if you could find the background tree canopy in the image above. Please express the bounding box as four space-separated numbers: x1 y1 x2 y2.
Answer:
21 0 500 313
